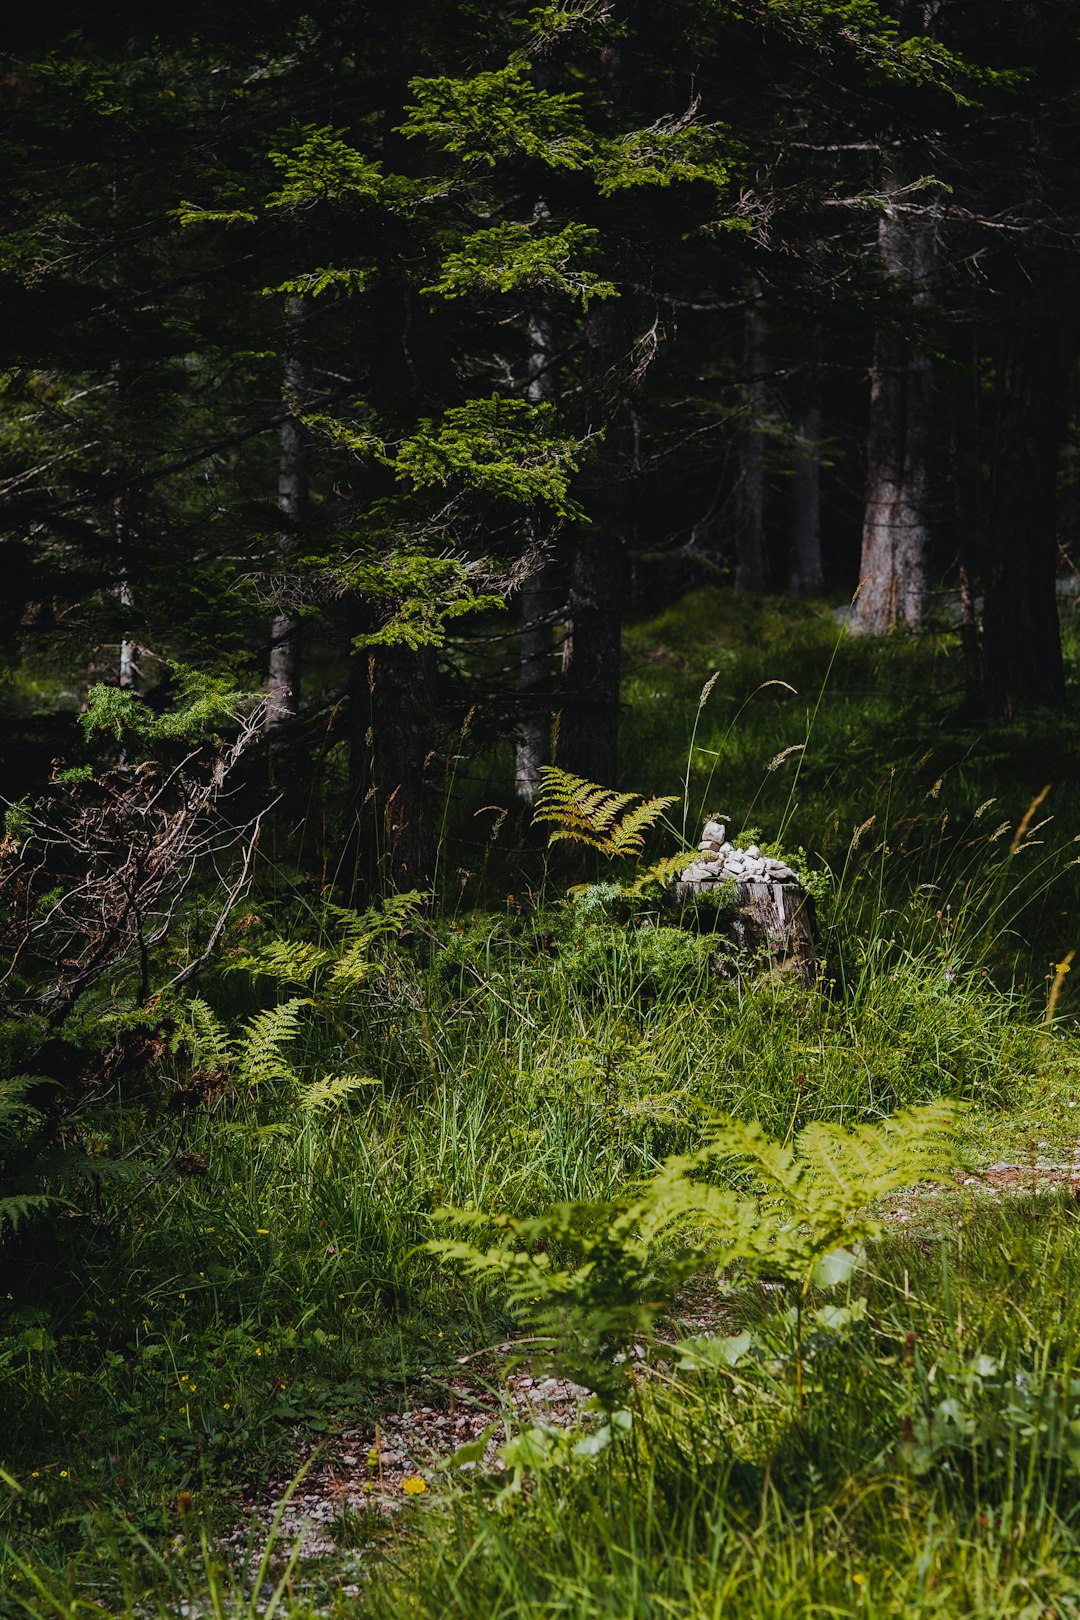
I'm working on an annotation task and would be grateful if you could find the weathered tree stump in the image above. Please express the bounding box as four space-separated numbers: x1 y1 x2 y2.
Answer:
674 820 818 984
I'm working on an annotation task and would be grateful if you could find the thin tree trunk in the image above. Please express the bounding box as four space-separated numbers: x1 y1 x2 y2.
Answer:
982 242 1066 718
949 328 984 710
515 311 559 803
347 642 437 896
118 578 137 690
113 487 137 690
558 300 636 788
267 300 305 724
340 0 440 896
736 305 768 593
850 167 937 635
787 406 823 595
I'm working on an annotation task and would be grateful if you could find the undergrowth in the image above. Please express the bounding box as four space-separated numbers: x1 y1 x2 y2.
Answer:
4 589 1080 1613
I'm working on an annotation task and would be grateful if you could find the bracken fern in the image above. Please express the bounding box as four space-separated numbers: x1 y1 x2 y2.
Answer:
430 1101 960 1402
532 766 678 857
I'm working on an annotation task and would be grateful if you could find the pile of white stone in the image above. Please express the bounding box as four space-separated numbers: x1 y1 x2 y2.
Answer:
678 820 798 889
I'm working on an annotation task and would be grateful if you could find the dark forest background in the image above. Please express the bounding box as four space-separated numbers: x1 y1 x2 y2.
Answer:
11 7 1080 1611
4 0 1079 894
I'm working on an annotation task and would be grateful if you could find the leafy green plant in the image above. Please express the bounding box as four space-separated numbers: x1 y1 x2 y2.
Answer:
173 896 428 1104
0 1077 54 1234
423 221 615 306
429 1101 960 1405
532 766 678 858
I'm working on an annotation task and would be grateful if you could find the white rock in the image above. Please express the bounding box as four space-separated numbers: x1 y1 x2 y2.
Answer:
746 845 760 859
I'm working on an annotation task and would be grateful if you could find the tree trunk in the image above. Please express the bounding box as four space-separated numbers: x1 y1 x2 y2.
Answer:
515 311 559 803
267 300 305 724
558 300 637 788
736 305 768 593
113 488 137 690
850 168 937 635
982 242 1066 718
729 880 817 983
118 578 137 691
787 406 823 595
346 642 437 897
674 874 817 983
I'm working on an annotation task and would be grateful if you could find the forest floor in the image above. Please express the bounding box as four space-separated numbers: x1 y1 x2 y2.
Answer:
234 1142 1080 1571
7 590 1080 1617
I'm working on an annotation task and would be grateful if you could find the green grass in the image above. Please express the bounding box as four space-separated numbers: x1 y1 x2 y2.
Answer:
356 1187 1080 1620
5 586 1080 1614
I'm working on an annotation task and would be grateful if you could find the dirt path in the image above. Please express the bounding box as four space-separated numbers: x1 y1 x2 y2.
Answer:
234 1355 592 1566
232 1157 1080 1573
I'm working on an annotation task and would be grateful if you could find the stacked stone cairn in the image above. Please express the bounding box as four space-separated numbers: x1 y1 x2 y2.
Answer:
677 820 798 892
674 819 816 981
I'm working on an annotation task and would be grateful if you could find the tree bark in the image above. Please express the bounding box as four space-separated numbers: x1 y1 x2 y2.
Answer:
982 242 1066 718
266 300 305 724
515 311 560 803
674 875 817 983
850 169 937 635
787 406 823 595
346 643 437 897
558 300 636 788
113 487 137 691
736 305 768 593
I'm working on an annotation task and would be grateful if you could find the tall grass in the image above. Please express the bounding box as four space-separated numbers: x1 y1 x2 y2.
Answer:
5 585 1080 1609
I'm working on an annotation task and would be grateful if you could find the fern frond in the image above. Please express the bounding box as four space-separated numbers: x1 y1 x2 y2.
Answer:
318 902 376 944
0 1075 47 1136
237 997 312 1086
297 1072 378 1112
625 853 694 896
428 1102 962 1404
0 1194 52 1233
176 997 234 1069
327 942 386 991
676 1101 961 1275
697 1101 958 1210
606 794 679 856
532 767 675 858
326 890 427 943
230 938 335 987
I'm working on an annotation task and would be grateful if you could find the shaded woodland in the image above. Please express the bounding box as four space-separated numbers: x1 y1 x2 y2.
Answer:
3 0 1079 880
8 6 1080 1615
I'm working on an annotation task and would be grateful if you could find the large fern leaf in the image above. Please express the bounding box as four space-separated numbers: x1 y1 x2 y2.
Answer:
176 996 235 1069
429 1102 961 1401
0 1075 46 1135
327 941 386 992
228 937 335 987
0 1194 52 1233
297 1072 378 1112
237 997 312 1086
532 766 677 858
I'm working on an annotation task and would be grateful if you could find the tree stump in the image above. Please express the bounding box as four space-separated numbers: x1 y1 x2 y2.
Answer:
674 820 818 984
